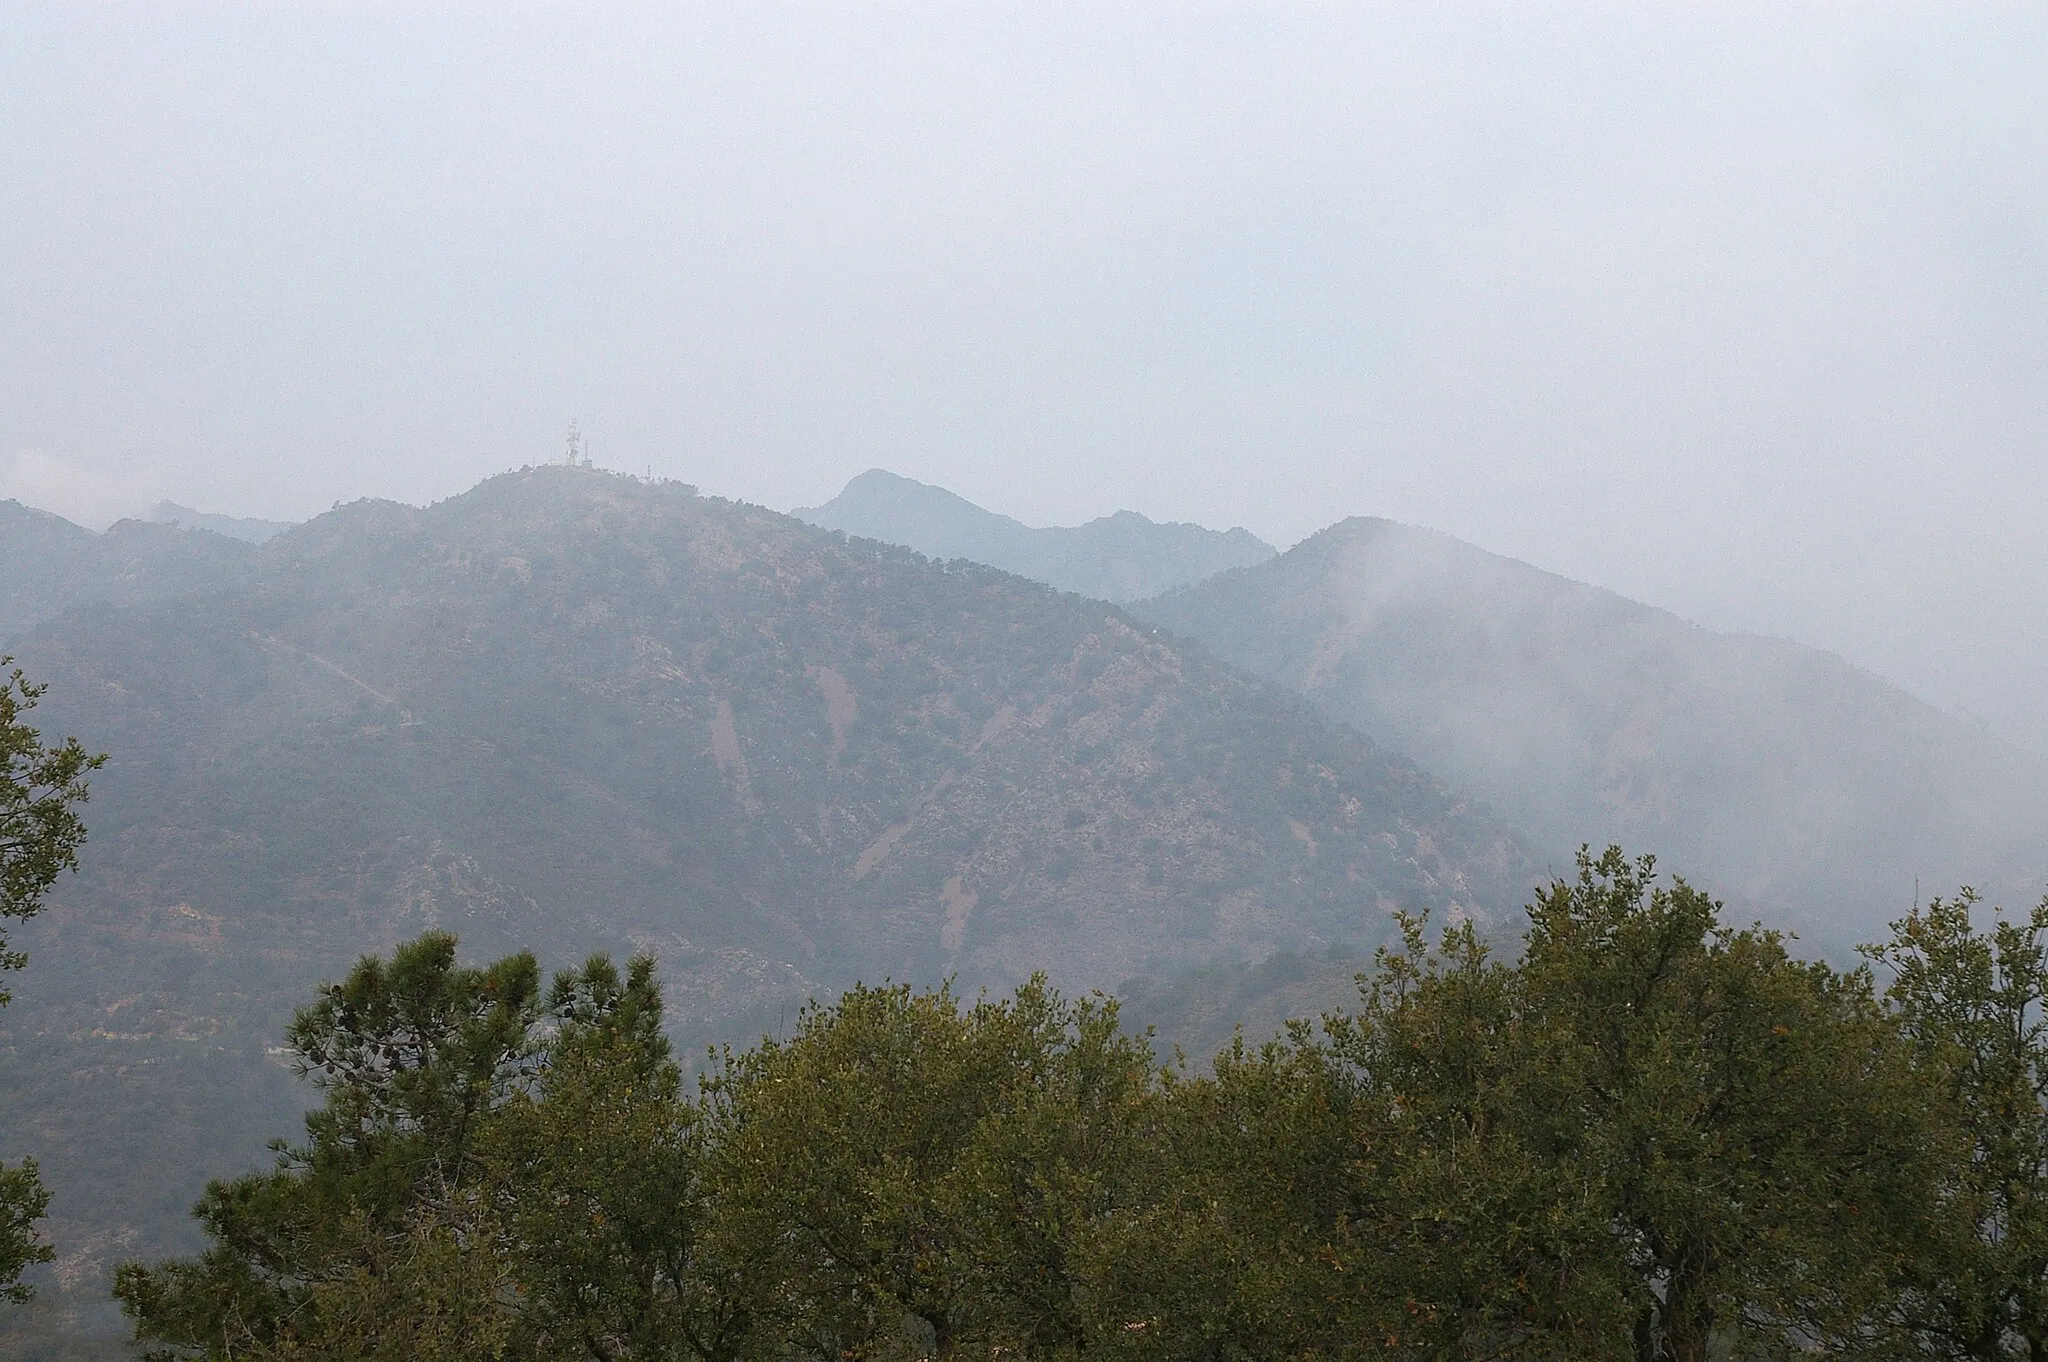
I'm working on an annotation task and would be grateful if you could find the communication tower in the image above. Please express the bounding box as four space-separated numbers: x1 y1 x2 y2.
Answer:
561 421 593 469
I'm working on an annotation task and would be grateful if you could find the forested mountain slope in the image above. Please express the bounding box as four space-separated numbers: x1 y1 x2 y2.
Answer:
794 468 1274 601
1138 517 2048 941
0 501 256 641
0 469 1536 1316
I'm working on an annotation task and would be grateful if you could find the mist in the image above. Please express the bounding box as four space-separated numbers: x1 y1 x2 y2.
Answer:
3 4 2044 749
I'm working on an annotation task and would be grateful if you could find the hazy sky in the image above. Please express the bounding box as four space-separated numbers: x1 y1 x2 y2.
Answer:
4 4 2045 750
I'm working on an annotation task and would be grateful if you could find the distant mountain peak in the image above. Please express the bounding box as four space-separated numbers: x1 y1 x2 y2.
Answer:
794 470 1274 601
1136 517 2048 945
0 497 94 539
149 500 296 545
839 467 981 504
0 500 260 644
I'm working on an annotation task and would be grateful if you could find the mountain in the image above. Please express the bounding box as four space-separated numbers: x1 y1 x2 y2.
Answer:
1116 948 1372 1070
0 469 1537 1323
147 501 295 545
0 501 257 643
794 469 1275 601
1137 517 2048 944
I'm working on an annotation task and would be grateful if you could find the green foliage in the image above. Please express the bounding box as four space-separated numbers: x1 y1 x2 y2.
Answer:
1333 910 1628 1358
0 660 103 1304
1071 849 1928 1362
0 1156 52 1307
1865 890 2048 1359
114 941 725 1362
286 933 544 1200
1071 1030 1374 1360
0 661 105 996
700 976 1155 1359
113 933 545 1358
478 955 715 1362
113 848 2048 1362
1501 848 1922 1359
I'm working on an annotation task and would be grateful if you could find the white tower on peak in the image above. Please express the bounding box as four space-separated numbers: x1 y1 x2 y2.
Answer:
562 421 592 469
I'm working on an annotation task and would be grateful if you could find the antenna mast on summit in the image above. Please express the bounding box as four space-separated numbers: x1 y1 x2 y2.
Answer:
562 420 592 469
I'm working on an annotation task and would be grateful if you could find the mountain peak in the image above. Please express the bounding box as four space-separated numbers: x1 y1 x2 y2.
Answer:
794 470 1273 601
1136 520 2048 943
149 500 296 545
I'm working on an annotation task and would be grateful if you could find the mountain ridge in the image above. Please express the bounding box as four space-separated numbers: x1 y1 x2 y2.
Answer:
0 467 1540 1305
0 500 259 645
794 468 1275 601
1136 514 2048 942
147 500 295 545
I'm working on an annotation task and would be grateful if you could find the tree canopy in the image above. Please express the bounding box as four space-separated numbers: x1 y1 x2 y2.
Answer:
114 849 2048 1360
0 660 103 1302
